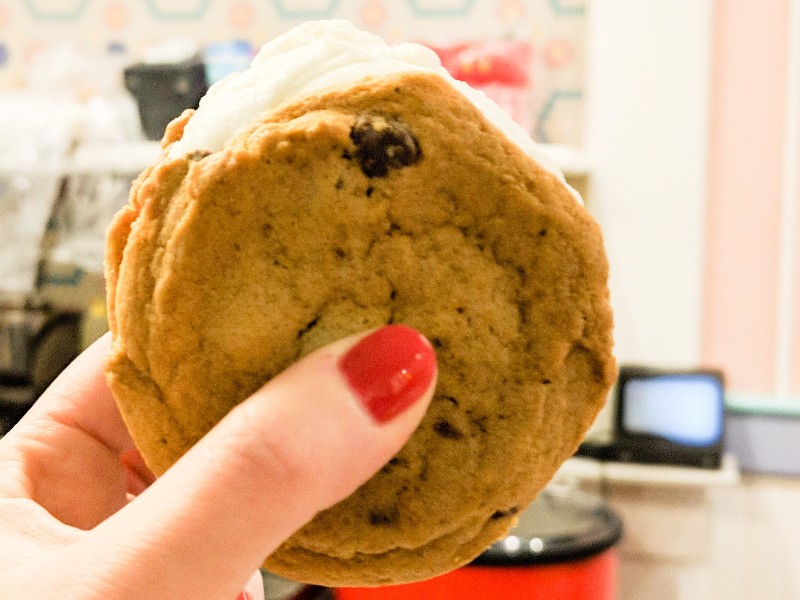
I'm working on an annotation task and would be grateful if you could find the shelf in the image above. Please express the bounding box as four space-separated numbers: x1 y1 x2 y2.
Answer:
67 140 162 174
554 453 740 488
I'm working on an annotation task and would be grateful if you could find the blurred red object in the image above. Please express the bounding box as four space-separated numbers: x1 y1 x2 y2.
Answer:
428 40 533 130
428 40 532 87
335 549 617 600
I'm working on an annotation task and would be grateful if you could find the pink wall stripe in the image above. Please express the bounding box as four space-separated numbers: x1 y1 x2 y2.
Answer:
781 0 800 397
789 176 800 398
793 215 800 395
702 0 790 394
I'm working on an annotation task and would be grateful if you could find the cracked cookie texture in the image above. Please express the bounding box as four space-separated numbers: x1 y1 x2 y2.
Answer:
104 72 615 586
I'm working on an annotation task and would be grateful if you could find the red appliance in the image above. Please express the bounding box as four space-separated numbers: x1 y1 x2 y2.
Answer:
335 486 623 600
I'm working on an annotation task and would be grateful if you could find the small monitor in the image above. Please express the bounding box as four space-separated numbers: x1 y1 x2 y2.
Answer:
614 366 725 469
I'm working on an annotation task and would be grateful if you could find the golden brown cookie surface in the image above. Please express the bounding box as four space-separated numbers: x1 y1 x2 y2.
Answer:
105 72 615 586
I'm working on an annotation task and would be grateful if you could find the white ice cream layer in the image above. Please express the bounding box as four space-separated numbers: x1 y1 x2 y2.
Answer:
168 20 572 193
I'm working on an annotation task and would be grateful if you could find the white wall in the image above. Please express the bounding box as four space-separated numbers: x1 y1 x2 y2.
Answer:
586 0 713 367
584 6 800 600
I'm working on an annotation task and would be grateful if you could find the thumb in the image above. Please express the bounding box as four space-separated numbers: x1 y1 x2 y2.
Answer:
61 325 436 600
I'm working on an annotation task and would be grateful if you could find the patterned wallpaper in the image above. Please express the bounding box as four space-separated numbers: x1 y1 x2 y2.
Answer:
0 0 588 145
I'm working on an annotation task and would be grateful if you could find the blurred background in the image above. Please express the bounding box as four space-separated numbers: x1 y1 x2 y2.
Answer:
1 1 799 599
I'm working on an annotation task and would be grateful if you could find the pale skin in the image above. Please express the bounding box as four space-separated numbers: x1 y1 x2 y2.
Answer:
0 331 436 599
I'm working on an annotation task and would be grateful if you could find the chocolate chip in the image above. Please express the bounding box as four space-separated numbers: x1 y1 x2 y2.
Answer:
297 316 319 338
350 113 421 178
380 456 409 475
490 507 520 520
369 508 399 526
433 419 463 439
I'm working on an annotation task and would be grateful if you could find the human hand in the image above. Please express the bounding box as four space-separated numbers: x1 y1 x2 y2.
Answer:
0 325 436 599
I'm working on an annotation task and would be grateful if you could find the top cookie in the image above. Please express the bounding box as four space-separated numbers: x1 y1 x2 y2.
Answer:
105 71 615 586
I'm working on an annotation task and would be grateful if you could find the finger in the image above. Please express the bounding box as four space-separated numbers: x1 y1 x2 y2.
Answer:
239 570 265 600
58 325 436 600
0 334 142 526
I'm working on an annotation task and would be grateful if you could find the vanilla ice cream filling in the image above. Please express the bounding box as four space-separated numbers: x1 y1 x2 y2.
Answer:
168 20 575 198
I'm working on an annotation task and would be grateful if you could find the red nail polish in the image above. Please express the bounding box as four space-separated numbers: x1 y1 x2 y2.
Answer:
339 325 436 423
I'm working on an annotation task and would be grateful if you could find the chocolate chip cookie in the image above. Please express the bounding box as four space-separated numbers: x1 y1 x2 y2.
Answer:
105 71 615 586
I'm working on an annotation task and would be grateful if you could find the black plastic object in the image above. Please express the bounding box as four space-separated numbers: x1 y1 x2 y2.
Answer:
0 307 82 435
473 486 623 567
124 58 207 141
